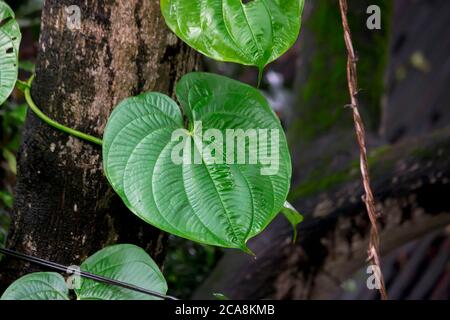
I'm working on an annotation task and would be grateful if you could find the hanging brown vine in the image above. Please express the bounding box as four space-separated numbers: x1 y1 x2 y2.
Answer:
339 0 388 300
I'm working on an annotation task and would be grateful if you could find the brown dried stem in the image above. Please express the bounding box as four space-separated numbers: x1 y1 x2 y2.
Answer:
338 0 388 300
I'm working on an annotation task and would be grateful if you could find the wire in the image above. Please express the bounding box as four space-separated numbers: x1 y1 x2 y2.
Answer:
19 75 103 146
0 247 178 300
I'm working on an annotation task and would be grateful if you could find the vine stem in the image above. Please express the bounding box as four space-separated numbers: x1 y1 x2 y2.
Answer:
339 0 388 300
18 75 103 146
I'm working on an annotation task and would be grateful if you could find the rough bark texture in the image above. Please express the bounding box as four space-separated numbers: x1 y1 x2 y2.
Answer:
194 127 450 299
0 0 198 290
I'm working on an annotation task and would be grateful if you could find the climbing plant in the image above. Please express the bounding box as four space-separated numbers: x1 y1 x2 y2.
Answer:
0 0 304 299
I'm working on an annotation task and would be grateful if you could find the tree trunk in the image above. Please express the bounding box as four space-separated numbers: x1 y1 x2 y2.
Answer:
0 0 198 290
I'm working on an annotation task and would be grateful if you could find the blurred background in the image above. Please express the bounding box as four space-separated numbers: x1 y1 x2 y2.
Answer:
1 0 449 300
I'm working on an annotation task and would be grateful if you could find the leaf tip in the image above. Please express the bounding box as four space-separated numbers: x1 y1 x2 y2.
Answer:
240 244 256 257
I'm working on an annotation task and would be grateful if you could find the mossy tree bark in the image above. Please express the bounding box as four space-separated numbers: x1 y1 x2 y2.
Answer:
0 0 198 290
288 0 391 188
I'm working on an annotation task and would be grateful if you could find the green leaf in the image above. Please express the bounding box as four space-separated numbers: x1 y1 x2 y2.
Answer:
280 201 303 242
4 103 27 125
1 244 168 300
161 0 304 70
76 244 167 300
213 293 230 300
0 272 69 300
0 1 21 105
3 148 16 175
19 60 35 72
0 189 13 208
103 72 292 251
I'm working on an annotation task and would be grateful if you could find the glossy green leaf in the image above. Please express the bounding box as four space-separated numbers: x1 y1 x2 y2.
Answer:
1 244 167 300
1 272 69 300
76 244 167 300
0 1 21 105
280 201 303 242
103 72 292 251
161 0 304 70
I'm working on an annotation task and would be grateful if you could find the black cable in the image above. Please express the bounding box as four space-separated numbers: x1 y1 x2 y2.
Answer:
0 247 178 300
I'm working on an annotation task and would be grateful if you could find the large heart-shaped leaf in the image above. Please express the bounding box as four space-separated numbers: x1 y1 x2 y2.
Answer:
0 1 21 105
1 272 69 300
75 244 167 300
160 0 304 70
1 244 167 300
103 72 292 252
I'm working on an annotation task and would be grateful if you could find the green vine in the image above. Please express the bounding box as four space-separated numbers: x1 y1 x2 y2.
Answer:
17 76 103 146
